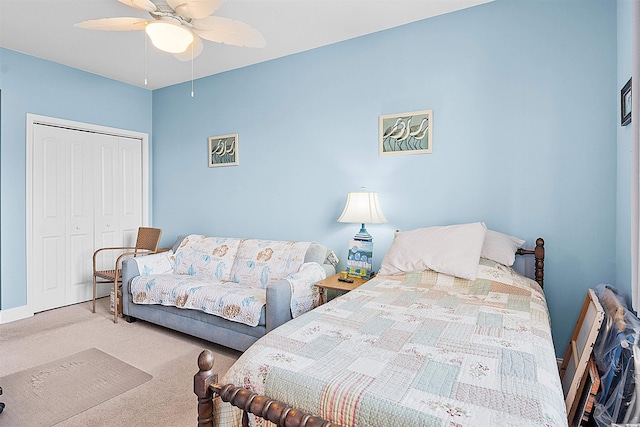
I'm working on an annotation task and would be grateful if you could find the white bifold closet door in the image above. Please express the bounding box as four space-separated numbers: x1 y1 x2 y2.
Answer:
31 124 143 313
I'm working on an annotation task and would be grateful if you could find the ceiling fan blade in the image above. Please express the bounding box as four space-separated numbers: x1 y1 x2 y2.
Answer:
193 16 266 48
173 35 204 61
74 17 148 31
118 0 157 12
167 0 225 20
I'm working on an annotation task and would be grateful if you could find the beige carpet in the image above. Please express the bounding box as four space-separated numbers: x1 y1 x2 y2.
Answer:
0 348 152 426
0 297 241 426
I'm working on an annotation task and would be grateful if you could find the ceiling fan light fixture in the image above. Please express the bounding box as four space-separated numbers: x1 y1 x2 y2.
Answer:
145 19 194 53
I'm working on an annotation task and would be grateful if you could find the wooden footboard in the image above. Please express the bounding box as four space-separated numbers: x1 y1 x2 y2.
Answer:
195 350 338 427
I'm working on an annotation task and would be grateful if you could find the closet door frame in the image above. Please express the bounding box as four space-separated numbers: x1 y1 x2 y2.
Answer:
25 113 150 315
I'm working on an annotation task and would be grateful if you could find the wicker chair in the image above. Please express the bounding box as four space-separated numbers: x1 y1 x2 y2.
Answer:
92 227 162 323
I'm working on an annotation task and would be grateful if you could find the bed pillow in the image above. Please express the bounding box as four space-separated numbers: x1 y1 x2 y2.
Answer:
481 229 525 266
378 222 487 280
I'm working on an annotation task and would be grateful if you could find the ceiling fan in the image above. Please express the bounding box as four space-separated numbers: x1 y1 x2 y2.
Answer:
75 0 266 61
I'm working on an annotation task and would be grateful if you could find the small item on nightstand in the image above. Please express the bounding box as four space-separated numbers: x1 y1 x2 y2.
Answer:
338 277 354 283
339 270 348 280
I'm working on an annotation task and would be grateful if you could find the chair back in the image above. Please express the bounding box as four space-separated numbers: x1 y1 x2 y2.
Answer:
135 227 162 254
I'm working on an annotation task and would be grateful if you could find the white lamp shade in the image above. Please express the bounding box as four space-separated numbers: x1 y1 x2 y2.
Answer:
146 19 194 53
337 192 387 224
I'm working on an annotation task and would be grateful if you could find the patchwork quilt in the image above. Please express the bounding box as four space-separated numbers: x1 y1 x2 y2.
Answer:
216 258 567 427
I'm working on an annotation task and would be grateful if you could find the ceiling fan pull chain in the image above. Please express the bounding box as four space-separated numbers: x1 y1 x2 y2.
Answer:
144 29 148 86
191 42 195 98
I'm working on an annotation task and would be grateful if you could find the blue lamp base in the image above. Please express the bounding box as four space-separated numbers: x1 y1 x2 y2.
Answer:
353 223 372 242
346 224 374 279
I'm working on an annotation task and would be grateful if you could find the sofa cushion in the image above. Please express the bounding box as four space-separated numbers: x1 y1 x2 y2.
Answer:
130 274 267 327
171 235 242 281
230 239 312 288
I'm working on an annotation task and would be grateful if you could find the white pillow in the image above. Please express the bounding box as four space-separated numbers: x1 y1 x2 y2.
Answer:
133 250 174 275
480 229 525 266
378 222 487 280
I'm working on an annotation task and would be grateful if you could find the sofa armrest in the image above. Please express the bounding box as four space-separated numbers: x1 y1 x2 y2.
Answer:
265 279 293 332
121 258 141 316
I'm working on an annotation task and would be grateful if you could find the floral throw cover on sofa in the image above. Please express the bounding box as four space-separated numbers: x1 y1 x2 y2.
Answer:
129 235 328 326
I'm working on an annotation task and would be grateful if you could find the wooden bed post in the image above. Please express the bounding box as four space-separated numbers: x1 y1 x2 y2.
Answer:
516 237 545 289
194 349 217 427
534 238 544 289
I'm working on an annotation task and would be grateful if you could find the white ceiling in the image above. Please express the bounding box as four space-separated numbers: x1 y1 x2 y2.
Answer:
0 0 492 90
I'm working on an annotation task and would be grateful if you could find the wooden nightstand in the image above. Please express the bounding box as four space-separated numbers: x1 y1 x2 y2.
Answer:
316 273 369 305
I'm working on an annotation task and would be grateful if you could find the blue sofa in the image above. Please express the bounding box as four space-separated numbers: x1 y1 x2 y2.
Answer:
121 235 336 351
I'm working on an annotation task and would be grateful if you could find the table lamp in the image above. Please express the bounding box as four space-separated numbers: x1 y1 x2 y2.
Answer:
337 191 387 278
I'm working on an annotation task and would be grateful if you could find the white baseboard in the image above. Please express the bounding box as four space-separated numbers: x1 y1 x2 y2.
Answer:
557 358 563 370
0 304 34 324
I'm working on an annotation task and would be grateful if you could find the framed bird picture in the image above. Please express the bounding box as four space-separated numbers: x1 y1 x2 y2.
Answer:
208 133 238 167
379 109 432 156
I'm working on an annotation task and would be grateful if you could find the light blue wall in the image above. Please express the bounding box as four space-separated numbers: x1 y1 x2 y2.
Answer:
152 0 617 354
617 0 633 301
0 48 153 310
0 0 620 356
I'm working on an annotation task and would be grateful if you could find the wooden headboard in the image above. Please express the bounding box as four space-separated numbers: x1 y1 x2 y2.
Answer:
516 237 545 288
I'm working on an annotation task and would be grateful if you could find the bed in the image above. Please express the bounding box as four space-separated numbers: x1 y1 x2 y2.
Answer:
195 223 565 427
